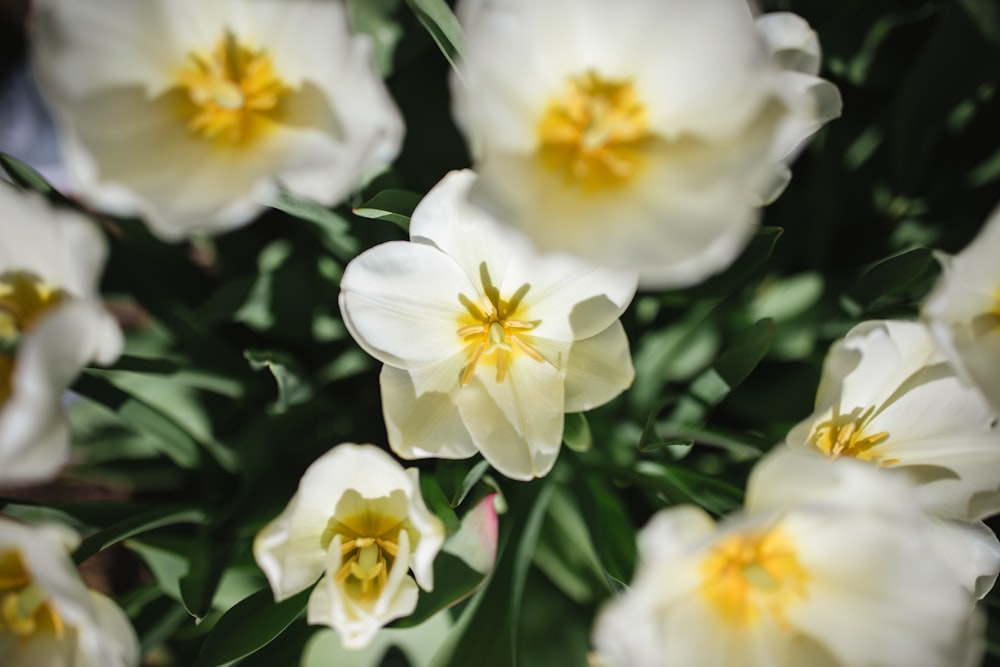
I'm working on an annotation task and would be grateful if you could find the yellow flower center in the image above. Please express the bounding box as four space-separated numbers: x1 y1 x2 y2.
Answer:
0 271 66 406
700 527 808 629
322 490 413 602
537 71 652 192
176 31 287 146
456 263 544 385
808 407 896 466
0 549 64 641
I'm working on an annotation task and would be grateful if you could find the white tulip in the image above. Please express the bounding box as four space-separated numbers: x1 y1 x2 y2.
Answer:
31 0 403 240
592 449 994 667
0 520 139 667
253 444 445 650
0 186 122 485
923 204 1000 413
339 170 637 480
786 320 1000 520
450 0 841 288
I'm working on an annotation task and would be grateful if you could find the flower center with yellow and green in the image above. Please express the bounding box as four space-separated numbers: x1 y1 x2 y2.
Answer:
176 31 287 146
0 549 64 641
538 71 652 192
0 271 66 405
808 407 896 466
456 264 543 385
700 527 808 629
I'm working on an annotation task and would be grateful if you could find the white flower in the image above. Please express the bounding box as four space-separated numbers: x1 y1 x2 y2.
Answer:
785 319 1000 521
338 170 637 480
253 443 445 650
450 0 841 288
0 186 122 485
0 519 139 667
922 204 1000 412
31 0 403 241
591 449 996 667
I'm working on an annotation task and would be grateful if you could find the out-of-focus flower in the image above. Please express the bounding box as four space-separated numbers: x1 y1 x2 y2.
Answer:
0 185 122 485
450 0 840 288
785 320 1000 521
31 0 403 240
253 443 445 650
0 519 139 667
339 170 636 480
922 204 1000 412
591 448 995 667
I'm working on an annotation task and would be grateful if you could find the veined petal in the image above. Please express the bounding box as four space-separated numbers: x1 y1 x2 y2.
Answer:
458 359 564 480
534 322 634 412
340 242 476 369
381 364 478 461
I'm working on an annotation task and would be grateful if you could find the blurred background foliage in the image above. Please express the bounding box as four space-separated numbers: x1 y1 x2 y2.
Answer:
1 0 1000 665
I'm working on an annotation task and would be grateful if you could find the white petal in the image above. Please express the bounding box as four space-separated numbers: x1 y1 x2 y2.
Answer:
756 12 822 75
380 364 478 461
457 358 564 480
403 469 446 592
340 242 475 369
534 322 634 413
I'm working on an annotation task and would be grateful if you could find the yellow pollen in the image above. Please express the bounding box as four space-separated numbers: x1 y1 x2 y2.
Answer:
0 550 65 641
538 70 651 192
809 407 893 466
993 287 1000 320
176 31 287 146
457 264 544 386
322 490 413 603
700 527 808 629
0 271 66 407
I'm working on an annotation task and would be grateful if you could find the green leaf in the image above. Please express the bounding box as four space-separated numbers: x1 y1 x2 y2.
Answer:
391 552 486 629
420 475 461 535
270 189 358 258
72 504 208 564
74 373 203 469
193 586 310 667
961 0 1000 42
404 0 464 69
451 459 491 508
0 152 54 193
633 461 744 517
532 487 609 604
179 534 238 620
842 247 937 314
353 189 423 230
562 413 593 453
245 349 314 414
712 318 776 391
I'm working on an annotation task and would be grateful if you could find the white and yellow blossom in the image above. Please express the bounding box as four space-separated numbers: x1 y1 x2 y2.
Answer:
0 185 122 485
592 449 996 667
31 0 403 240
253 443 445 650
450 0 841 288
922 204 1000 412
339 170 637 480
0 519 139 667
785 319 1000 521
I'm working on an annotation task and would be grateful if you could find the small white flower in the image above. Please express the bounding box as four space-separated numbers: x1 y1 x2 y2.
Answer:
31 0 403 240
785 319 1000 521
339 170 637 480
592 449 996 667
0 185 122 485
922 204 1000 412
253 443 445 650
0 519 139 667
450 0 841 288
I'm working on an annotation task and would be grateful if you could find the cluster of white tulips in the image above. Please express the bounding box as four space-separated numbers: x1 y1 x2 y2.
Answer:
0 0 996 665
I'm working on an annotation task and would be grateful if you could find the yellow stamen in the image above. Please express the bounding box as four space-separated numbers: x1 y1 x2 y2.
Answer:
809 407 893 466
0 271 66 408
538 70 651 192
0 550 65 640
456 264 544 385
700 527 808 629
176 31 287 146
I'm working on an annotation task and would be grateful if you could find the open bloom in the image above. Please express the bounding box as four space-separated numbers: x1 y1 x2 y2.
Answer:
592 449 996 667
450 0 841 288
253 443 445 650
31 0 403 240
339 170 637 480
0 519 139 667
0 186 122 485
785 320 1000 521
922 204 1000 412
